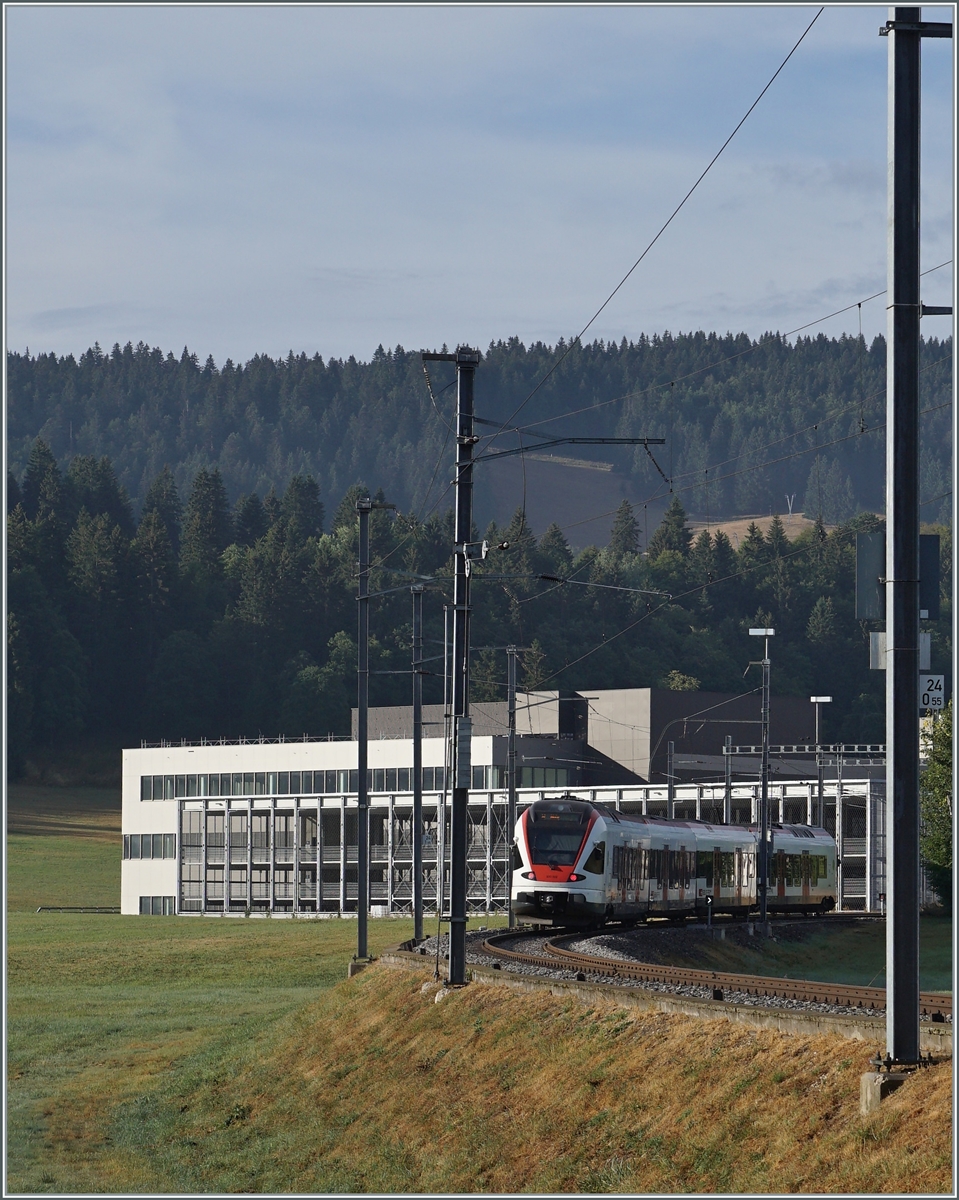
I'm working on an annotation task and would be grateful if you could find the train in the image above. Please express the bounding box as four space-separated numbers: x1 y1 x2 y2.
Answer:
511 795 838 927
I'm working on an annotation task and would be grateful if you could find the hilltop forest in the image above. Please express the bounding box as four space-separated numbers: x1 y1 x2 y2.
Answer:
6 428 952 775
7 331 953 532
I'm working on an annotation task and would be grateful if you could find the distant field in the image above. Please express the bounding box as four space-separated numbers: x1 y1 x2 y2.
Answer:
5 785 952 1194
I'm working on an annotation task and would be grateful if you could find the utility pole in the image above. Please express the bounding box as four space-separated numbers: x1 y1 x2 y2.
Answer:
507 645 518 928
355 496 394 962
666 742 675 819
810 696 832 827
412 585 424 942
881 5 952 1066
749 628 774 924
422 346 481 985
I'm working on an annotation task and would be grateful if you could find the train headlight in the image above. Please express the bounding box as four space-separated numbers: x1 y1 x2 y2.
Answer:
520 871 536 879
567 873 586 882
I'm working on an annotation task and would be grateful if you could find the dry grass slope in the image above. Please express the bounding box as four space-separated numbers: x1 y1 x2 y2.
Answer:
28 965 950 1194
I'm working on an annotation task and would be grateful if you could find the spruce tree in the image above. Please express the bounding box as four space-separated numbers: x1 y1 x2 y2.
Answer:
609 500 639 557
647 496 692 558
180 468 233 571
281 475 324 542
234 492 269 547
141 466 183 555
22 439 64 521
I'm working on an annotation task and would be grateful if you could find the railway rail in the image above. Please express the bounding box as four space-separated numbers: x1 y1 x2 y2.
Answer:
480 928 952 1022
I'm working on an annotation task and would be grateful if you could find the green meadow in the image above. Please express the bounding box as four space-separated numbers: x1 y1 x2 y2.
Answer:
5 785 952 1194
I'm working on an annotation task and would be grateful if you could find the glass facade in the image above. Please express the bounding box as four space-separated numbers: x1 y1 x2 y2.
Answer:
140 766 450 800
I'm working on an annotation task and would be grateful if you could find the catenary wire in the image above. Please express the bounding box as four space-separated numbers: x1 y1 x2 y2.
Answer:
545 360 952 540
478 7 825 458
500 260 952 440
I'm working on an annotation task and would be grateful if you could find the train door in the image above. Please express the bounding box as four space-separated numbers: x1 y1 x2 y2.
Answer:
712 847 721 903
734 847 743 906
677 845 686 903
776 849 786 901
801 850 811 905
662 846 670 906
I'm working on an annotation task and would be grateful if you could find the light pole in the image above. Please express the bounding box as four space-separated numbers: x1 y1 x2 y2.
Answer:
749 628 774 925
355 496 395 963
412 585 424 943
810 696 832 827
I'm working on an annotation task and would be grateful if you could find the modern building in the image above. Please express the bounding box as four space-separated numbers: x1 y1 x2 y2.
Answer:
121 687 888 918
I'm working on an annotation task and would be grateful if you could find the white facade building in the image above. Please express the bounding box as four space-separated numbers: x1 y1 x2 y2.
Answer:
121 733 886 917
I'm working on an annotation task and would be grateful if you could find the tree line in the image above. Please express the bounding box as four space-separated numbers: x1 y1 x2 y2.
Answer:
6 331 952 534
7 439 952 777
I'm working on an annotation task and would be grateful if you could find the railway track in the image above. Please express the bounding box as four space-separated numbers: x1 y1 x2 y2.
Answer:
481 929 952 1022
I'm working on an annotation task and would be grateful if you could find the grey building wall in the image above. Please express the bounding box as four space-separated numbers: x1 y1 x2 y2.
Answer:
354 688 822 786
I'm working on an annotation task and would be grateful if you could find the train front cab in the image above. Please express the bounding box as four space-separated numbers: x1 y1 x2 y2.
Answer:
511 797 608 926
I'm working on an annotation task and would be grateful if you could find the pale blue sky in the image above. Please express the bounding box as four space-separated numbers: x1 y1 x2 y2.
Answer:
5 3 955 363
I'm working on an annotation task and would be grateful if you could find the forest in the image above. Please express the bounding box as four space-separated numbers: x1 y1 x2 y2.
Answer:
6 435 952 776
6 331 953 534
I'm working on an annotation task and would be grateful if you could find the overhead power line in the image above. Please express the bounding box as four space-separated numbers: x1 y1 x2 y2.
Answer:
480 6 826 456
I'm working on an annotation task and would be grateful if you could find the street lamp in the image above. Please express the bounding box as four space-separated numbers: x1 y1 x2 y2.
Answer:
749 628 774 925
810 696 833 828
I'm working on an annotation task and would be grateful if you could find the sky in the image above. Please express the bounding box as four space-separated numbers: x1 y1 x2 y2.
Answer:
4 3 955 366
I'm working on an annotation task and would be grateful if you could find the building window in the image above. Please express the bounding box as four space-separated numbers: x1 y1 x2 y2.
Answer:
278 772 290 795
230 812 247 852
275 813 294 849
300 812 317 849
123 833 177 859
139 895 175 915
252 813 270 853
182 811 202 861
325 770 337 794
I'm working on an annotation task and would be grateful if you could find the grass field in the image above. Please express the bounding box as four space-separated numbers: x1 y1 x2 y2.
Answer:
616 916 953 994
5 785 953 1194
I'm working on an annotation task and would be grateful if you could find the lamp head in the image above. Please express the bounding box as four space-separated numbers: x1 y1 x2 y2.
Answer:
810 696 833 704
749 628 775 637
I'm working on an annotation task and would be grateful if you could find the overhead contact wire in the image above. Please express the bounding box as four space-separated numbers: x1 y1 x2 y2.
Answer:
479 6 826 455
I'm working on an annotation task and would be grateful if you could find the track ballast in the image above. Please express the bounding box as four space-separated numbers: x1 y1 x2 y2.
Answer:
477 924 952 1023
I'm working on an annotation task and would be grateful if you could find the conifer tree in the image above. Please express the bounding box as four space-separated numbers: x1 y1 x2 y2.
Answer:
180 468 233 571
647 496 692 559
609 500 640 557
22 439 64 521
234 492 269 547
920 700 952 910
141 466 183 555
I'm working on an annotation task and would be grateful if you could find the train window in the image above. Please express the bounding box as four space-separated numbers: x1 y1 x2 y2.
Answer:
511 843 523 871
527 826 587 866
697 851 713 888
583 841 605 874
720 852 735 887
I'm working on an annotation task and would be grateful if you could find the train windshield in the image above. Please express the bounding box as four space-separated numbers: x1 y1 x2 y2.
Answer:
527 826 585 865
526 799 590 865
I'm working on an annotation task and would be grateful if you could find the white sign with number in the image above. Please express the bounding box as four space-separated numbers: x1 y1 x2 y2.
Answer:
919 674 945 710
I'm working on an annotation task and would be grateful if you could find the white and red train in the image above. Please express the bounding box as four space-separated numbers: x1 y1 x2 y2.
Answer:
512 795 837 926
